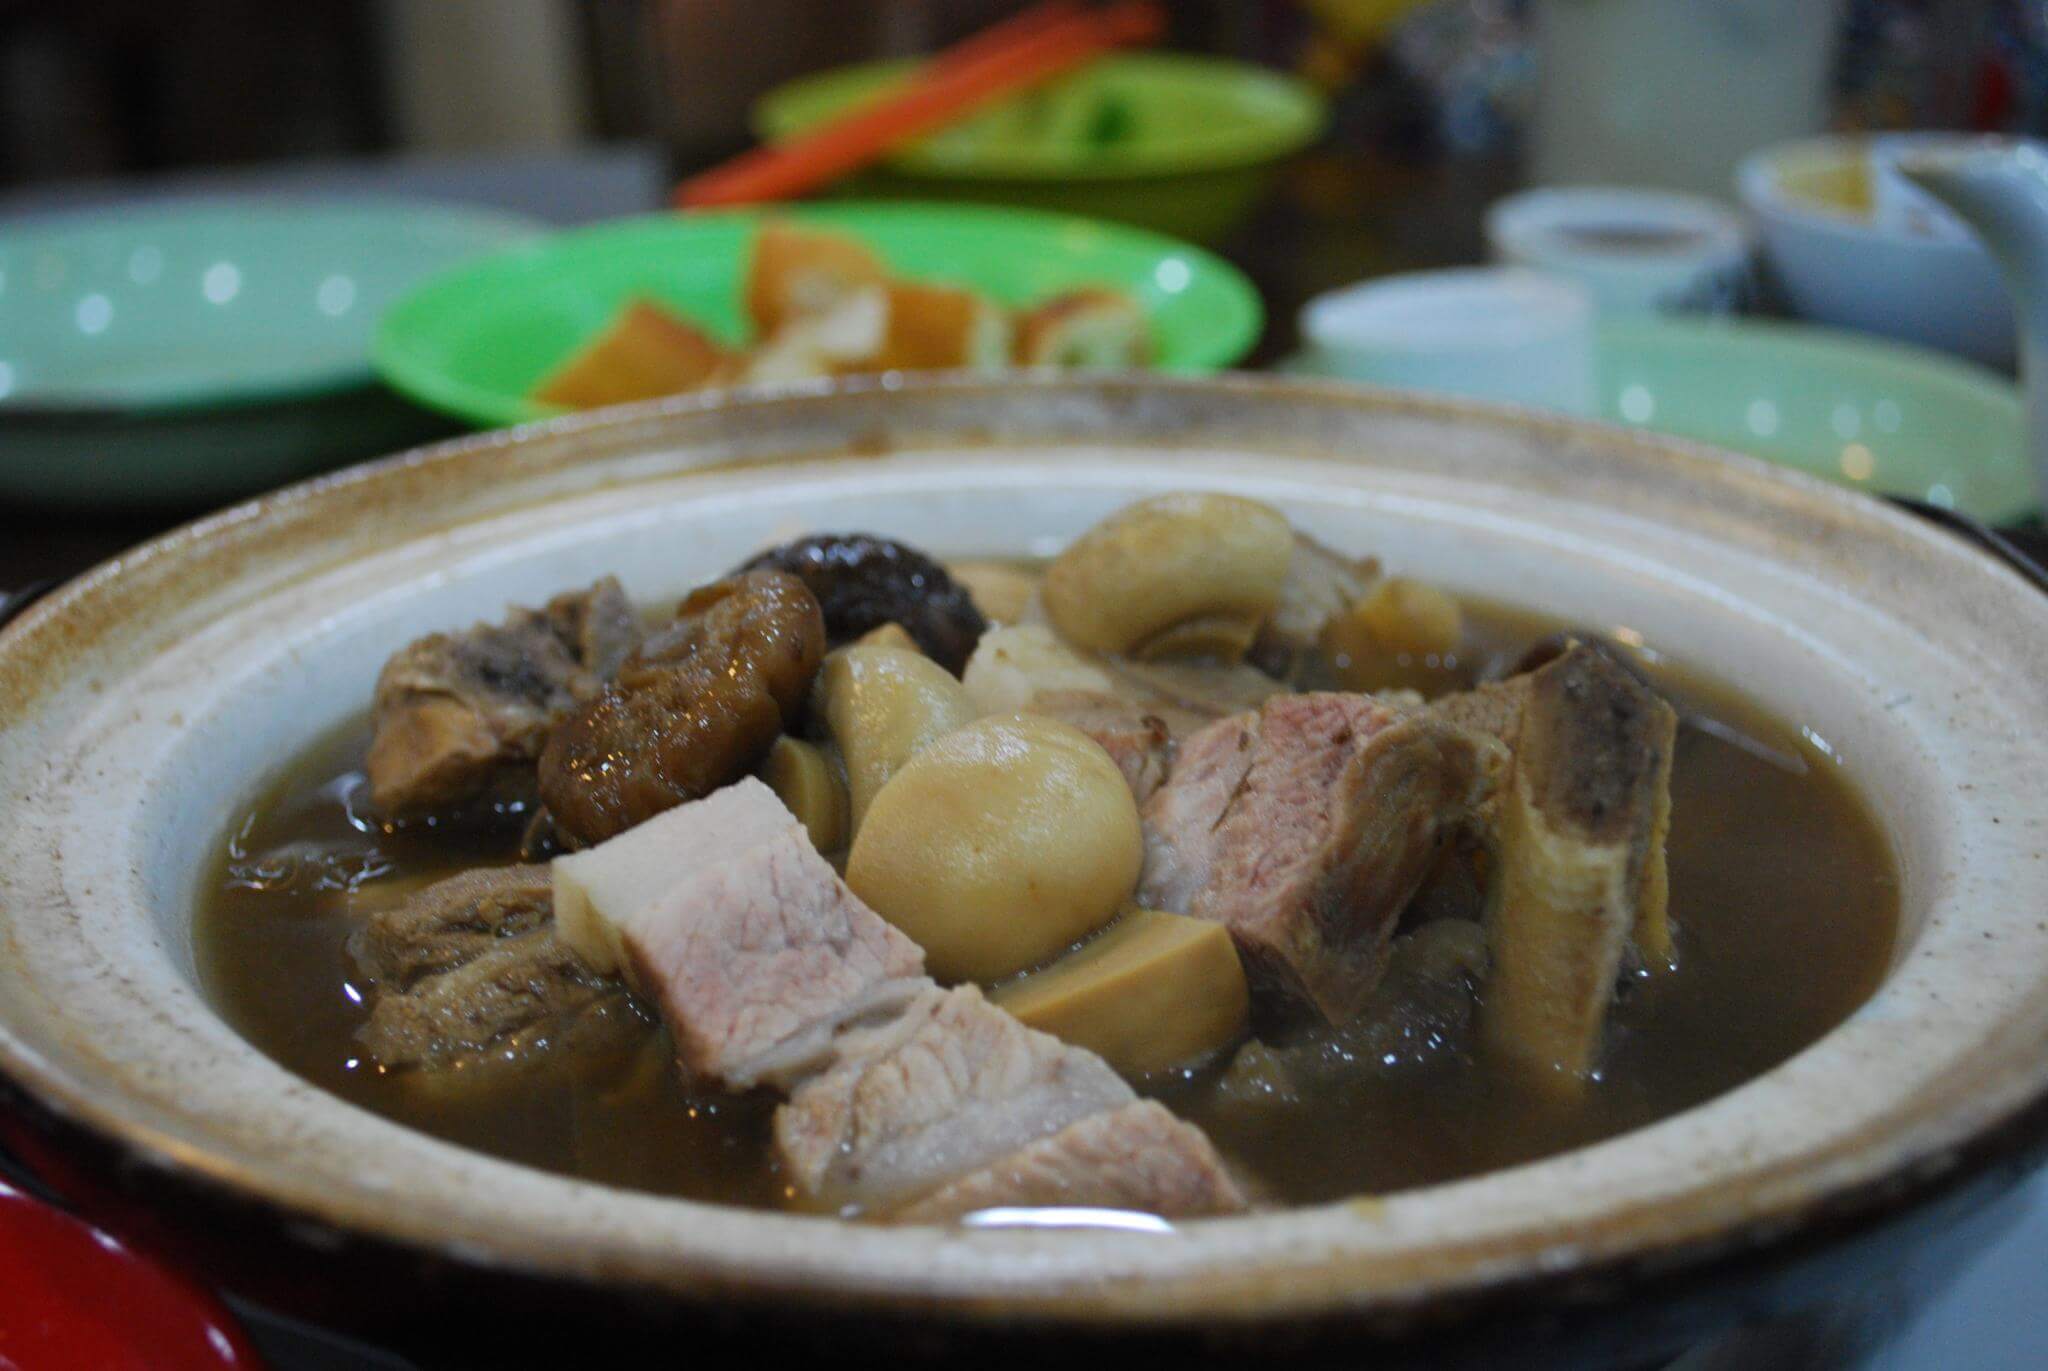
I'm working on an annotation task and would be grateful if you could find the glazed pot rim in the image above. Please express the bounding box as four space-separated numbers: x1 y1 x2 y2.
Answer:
2 373 2046 1328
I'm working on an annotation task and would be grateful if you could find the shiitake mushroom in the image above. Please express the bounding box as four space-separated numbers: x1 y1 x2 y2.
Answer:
736 534 987 673
539 569 826 845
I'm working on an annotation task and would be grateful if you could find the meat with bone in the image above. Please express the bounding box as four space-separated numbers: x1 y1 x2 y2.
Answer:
1138 692 1504 1026
892 1100 1247 1223
367 578 637 817
1432 644 1677 1084
347 866 645 1087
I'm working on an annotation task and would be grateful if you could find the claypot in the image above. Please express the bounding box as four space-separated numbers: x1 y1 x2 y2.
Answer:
1 376 2044 1367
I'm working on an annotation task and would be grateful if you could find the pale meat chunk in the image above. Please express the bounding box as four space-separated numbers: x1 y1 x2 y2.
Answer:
1024 690 1171 802
347 867 644 1087
554 778 925 1089
893 1101 1247 1223
1139 692 1503 1025
367 577 638 816
774 983 1136 1214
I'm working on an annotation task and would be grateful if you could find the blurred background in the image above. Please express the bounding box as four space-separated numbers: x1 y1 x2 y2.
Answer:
7 0 2046 335
6 0 2048 539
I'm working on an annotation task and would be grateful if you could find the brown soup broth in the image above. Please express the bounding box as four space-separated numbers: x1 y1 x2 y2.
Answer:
194 600 1898 1209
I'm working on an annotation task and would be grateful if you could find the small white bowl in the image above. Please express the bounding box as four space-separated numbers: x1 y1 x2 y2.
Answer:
1738 134 2016 368
1486 187 1752 316
1296 267 1596 414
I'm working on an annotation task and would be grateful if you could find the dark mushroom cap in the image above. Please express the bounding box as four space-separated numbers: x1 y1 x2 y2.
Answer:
737 534 987 673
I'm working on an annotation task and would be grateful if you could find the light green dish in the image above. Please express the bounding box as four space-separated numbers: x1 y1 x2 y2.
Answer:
0 198 536 509
373 202 1264 431
0 199 538 414
1594 317 2035 525
752 55 1326 244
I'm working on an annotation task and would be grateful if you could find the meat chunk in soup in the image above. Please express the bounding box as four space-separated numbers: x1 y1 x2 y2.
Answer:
1024 691 1172 803
893 1100 1246 1223
1251 533 1380 676
1139 693 1504 1026
347 866 644 1086
367 578 637 817
1428 642 1676 970
553 777 924 1088
1216 918 1491 1112
552 779 1245 1220
772 983 1136 1214
1434 645 1677 1083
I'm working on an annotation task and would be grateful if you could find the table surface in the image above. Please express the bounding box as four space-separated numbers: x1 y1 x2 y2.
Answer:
2 145 2044 1371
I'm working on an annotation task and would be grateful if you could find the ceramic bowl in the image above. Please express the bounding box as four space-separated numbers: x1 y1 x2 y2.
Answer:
750 55 1326 244
1593 316 2036 523
0 198 533 509
1738 134 2016 368
0 377 2045 1365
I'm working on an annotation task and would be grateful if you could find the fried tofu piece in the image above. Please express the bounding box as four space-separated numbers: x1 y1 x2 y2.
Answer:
744 221 890 337
532 300 738 410
1014 288 1150 369
1473 647 1678 1086
741 285 890 385
873 281 1014 373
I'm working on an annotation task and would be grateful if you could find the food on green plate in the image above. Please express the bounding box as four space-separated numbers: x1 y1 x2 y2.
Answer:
200 492 1898 1222
1013 286 1153 369
531 221 1149 410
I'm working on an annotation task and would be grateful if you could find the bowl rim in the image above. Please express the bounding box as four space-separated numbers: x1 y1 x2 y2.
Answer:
1735 133 1993 253
1587 313 2035 524
369 202 1265 430
0 196 542 418
2 374 2046 1332
750 53 1329 181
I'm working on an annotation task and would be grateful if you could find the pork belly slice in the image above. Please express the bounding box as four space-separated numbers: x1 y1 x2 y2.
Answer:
348 866 645 1087
1139 692 1503 1026
367 577 638 817
774 983 1138 1215
1441 646 1677 1084
893 1100 1246 1223
552 778 926 1088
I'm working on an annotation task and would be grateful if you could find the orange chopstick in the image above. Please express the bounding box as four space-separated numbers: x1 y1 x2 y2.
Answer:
927 1 1088 73
674 1 1165 209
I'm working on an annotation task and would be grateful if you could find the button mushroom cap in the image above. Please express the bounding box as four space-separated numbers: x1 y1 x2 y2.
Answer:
1042 493 1295 659
847 714 1143 984
538 570 826 846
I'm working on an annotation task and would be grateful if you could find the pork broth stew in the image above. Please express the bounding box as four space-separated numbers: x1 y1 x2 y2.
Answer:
199 494 1898 1221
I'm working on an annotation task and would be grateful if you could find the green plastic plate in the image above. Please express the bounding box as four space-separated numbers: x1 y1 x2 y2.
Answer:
752 54 1325 181
374 202 1263 430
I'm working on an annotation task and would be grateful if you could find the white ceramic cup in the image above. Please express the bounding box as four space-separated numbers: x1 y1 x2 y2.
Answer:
1297 268 1597 415
1485 187 1753 315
